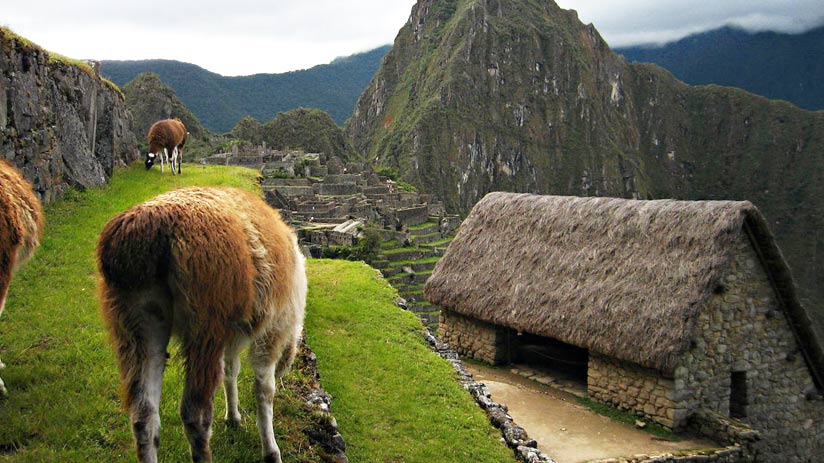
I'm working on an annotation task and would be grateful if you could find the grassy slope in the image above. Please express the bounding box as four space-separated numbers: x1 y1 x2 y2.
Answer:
304 260 512 462
0 163 512 462
0 164 306 462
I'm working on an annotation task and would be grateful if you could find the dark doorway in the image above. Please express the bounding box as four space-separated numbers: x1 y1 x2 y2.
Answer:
508 331 589 385
730 371 748 419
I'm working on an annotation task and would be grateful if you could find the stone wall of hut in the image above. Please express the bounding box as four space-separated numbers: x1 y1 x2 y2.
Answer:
676 233 824 462
439 311 509 365
587 354 679 428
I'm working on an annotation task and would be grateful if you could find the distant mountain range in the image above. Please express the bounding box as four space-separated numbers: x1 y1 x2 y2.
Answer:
614 25 824 112
102 25 822 136
101 45 391 133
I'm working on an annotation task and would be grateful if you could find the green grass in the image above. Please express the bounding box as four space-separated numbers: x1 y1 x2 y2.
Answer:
304 260 514 462
0 162 514 462
385 256 442 267
574 397 681 441
406 222 438 231
419 237 454 248
381 246 422 255
0 163 330 462
378 239 401 249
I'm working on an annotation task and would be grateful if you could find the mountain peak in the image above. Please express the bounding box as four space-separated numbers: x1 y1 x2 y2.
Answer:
346 0 824 347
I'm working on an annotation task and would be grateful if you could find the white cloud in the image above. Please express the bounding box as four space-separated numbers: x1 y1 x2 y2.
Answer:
2 0 820 74
555 0 823 47
2 0 416 75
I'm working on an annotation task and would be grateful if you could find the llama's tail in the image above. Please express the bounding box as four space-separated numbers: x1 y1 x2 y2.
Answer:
96 206 172 291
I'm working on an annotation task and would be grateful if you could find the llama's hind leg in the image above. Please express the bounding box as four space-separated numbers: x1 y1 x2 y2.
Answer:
1 268 15 396
222 336 248 427
130 331 170 463
251 354 280 463
0 295 5 397
120 299 172 463
250 331 297 463
181 340 223 463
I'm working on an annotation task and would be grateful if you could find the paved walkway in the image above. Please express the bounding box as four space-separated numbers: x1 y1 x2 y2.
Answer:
465 363 716 463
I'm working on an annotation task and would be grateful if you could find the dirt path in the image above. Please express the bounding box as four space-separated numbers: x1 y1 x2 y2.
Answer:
466 364 716 463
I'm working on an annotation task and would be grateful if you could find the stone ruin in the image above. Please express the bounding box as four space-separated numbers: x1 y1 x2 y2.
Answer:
201 146 458 250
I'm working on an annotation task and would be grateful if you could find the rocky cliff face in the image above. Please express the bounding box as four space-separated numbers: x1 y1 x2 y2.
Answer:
347 0 824 332
0 29 137 202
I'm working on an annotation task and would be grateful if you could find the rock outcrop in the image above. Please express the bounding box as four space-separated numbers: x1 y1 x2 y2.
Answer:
1 28 138 202
229 108 356 162
346 0 824 335
121 72 207 143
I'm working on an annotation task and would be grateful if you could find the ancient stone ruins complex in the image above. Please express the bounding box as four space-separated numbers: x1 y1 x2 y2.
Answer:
202 146 460 329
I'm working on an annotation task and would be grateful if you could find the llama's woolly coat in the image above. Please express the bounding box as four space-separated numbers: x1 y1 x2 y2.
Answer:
147 118 187 159
0 159 43 396
0 160 44 308
96 186 304 401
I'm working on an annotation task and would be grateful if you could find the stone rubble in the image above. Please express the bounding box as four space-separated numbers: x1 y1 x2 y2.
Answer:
298 338 348 463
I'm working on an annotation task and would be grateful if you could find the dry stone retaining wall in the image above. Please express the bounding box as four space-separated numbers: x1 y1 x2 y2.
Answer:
588 354 679 428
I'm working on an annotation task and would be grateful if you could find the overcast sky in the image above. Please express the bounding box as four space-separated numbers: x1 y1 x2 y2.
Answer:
2 0 821 76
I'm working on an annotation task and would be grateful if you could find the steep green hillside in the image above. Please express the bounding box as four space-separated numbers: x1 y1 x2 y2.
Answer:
101 46 391 132
0 165 335 462
347 0 824 335
305 260 514 462
262 108 356 159
0 163 513 462
230 108 356 159
615 25 824 111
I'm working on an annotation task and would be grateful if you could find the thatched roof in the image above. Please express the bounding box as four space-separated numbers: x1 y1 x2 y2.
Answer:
425 193 824 387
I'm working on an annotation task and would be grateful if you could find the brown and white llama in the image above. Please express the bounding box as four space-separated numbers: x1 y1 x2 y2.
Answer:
0 160 44 397
145 119 187 175
96 187 306 463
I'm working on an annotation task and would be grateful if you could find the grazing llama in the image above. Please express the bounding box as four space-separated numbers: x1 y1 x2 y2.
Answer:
0 160 44 397
96 187 307 463
145 119 187 175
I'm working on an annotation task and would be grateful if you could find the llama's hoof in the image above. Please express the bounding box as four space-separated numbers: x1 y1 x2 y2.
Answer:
225 417 241 428
263 452 282 463
0 359 5 369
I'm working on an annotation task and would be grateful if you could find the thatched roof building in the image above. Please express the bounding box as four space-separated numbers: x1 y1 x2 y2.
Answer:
424 192 824 387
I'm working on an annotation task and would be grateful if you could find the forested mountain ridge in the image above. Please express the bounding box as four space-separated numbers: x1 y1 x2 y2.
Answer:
101 45 392 132
615 25 824 111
